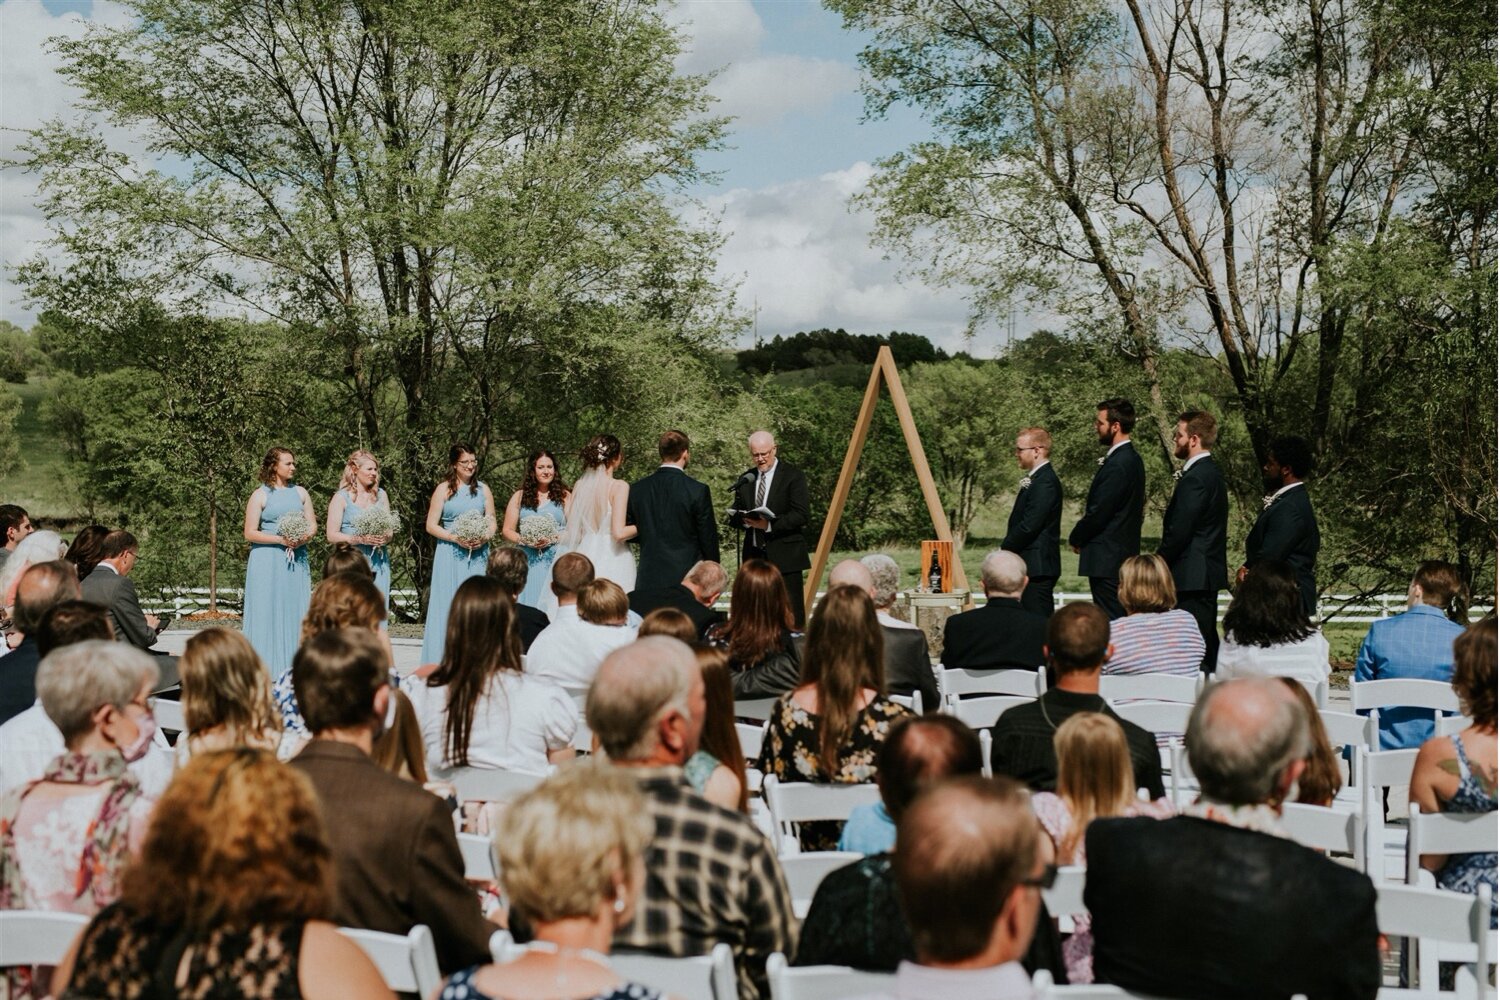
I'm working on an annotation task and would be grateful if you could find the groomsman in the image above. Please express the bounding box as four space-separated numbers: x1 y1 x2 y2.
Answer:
1157 410 1228 669
1069 398 1145 619
1241 435 1321 617
1000 426 1062 618
731 431 811 627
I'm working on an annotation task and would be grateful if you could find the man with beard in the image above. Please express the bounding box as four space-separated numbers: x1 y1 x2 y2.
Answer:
1068 398 1146 620
1157 410 1229 668
1000 426 1062 618
1241 435 1321 618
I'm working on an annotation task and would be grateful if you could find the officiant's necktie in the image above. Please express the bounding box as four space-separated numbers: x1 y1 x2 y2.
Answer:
755 473 767 509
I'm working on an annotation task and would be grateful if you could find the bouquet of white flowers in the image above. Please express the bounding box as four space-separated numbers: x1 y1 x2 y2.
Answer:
518 513 560 548
351 505 400 540
451 510 491 548
275 511 311 564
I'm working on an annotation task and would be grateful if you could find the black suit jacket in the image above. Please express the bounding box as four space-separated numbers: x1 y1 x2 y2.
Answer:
731 461 811 573
0 636 40 726
1069 442 1146 578
881 624 938 713
516 603 549 652
1245 484 1321 615
941 597 1048 672
1087 815 1380 1000
80 568 157 650
628 466 721 598
1157 455 1228 592
1001 462 1062 578
629 582 725 637
290 741 493 976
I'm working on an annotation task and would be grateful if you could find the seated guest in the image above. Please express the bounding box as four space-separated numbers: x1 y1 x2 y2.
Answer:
438 764 663 1000
1410 617 1496 925
178 627 283 761
941 549 1047 672
0 503 33 576
706 558 803 700
408 576 576 773
588 637 794 1000
372 688 430 784
852 777 1050 1000
321 540 374 578
1217 560 1330 690
0 559 79 725
52 749 392 1000
1279 676 1343 807
528 554 639 687
1087 677 1380 999
640 606 701 643
1032 713 1174 983
833 558 937 714
758 585 911 850
63 524 109 582
486 544 550 650
685 645 749 812
80 530 180 689
289 627 493 976
803 715 984 965
0 530 68 617
1104 554 1205 676
630 559 728 636
990 603 1165 798
1355 560 1468 748
862 553 917 630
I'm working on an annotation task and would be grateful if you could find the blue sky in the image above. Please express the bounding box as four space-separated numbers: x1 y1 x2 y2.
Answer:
2 0 999 351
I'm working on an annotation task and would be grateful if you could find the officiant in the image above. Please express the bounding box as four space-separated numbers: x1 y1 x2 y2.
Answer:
729 431 811 627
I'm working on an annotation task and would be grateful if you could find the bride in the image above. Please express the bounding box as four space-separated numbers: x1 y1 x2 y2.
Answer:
560 434 637 594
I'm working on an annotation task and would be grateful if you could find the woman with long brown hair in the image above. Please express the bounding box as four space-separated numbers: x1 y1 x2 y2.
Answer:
423 443 497 665
407 576 577 775
684 646 749 812
706 558 803 700
179 627 283 761
242 446 316 678
755 584 910 849
501 448 570 610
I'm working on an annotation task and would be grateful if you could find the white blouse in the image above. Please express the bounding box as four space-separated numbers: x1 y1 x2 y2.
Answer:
1216 630 1331 689
405 670 577 775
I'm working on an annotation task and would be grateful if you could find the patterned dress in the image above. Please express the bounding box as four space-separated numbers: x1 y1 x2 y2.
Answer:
440 967 661 1000
756 694 911 851
1435 735 1498 927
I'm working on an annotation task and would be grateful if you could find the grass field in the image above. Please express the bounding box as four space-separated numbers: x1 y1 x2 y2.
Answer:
3 377 82 519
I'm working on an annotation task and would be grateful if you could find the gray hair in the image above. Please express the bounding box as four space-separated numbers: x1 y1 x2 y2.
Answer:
684 560 728 596
862 554 902 609
587 637 697 762
1186 677 1310 806
980 549 1027 595
38 640 160 745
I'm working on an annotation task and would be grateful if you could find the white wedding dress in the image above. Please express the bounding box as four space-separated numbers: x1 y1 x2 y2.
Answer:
559 466 637 595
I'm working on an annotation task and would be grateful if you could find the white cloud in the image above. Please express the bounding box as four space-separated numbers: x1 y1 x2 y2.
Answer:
666 0 764 75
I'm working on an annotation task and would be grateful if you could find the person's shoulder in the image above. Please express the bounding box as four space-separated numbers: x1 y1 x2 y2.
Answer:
993 698 1043 728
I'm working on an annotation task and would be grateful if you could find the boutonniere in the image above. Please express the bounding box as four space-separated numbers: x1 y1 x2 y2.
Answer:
1173 469 1183 481
1019 476 1033 490
1262 494 1277 510
1097 456 1106 466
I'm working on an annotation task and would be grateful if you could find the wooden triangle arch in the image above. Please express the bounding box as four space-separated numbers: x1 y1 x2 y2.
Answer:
805 345 969 612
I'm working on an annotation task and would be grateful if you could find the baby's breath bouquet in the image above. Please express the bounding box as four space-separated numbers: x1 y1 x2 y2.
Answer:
351 505 400 541
275 511 311 564
518 513 560 549
451 510 491 550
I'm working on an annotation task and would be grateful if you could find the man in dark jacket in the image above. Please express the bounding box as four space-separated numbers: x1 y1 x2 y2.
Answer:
1157 410 1229 669
942 550 1048 674
1087 676 1380 1000
1001 426 1062 618
628 560 727 637
1242 435 1321 617
0 560 78 726
628 429 721 604
1069 398 1145 619
730 431 811 627
79 530 180 688
484 545 549 650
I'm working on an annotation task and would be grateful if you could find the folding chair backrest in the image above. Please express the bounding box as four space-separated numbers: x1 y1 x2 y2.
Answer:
887 691 924 714
1407 805 1499 884
1107 700 1194 737
735 698 779 722
1349 678 1461 714
1042 865 1087 917
938 666 1044 700
611 943 737 1000
1318 709 1375 752
762 776 880 847
1434 714 1473 738
458 832 499 882
0 910 90 966
1282 803 1365 871
1376 883 1492 994
945 693 1033 729
151 697 186 737
432 765 547 804
737 722 767 762
1358 746 1421 794
979 729 993 778
766 952 894 1000
339 924 442 997
1030 969 1217 999
1098 673 1201 704
779 851 862 918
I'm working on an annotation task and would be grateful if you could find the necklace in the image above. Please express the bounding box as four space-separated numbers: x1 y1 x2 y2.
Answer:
1038 692 1105 731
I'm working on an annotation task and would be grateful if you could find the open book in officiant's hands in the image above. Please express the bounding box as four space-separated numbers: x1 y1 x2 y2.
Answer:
727 505 776 519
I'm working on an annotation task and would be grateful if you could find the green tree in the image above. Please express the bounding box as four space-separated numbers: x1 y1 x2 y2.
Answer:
0 388 20 479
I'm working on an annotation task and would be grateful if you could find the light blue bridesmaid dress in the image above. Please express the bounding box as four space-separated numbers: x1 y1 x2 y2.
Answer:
338 487 392 603
518 497 566 607
243 484 311 678
421 482 489 665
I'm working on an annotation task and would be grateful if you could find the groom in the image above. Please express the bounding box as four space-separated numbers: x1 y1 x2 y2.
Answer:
627 429 721 614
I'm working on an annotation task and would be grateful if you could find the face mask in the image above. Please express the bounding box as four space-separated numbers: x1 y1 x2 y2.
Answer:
119 708 156 763
375 687 397 739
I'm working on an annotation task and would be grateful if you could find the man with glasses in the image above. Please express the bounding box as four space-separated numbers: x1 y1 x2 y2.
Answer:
730 430 811 627
1002 427 1062 618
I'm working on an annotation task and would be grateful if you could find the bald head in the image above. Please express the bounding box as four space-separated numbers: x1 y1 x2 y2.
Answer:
1187 677 1309 807
14 560 81 633
748 431 778 473
829 559 875 598
587 636 702 764
980 549 1027 598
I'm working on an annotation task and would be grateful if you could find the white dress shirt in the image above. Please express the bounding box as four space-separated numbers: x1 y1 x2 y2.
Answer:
404 671 577 775
0 701 175 798
847 959 1032 1000
525 608 640 689
1183 450 1212 471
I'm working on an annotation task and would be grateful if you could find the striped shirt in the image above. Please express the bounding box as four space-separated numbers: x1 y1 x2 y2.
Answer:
1104 610 1205 676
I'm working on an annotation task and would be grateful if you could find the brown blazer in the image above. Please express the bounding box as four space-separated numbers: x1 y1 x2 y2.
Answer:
291 740 492 975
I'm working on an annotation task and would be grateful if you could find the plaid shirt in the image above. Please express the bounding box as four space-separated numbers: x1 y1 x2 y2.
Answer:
613 766 795 1000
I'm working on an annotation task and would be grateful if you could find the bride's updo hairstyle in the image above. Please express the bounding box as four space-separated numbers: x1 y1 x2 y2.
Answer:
579 434 622 471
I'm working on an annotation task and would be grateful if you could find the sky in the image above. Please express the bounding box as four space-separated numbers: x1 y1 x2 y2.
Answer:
0 0 1003 353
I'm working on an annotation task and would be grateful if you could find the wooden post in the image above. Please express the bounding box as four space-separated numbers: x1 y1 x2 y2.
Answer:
804 346 970 614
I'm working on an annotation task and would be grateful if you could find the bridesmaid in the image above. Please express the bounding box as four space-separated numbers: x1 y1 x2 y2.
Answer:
422 443 496 665
242 447 316 678
501 449 570 609
326 449 393 604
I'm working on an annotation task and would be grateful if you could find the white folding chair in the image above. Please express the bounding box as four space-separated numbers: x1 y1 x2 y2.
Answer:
979 729 993 778
150 697 186 742
779 851 862 918
1041 864 1087 919
1098 673 1202 704
1406 804 1498 885
1351 679 1461 749
945 693 1032 729
1107 700 1194 737
766 951 894 1000
938 665 1045 701
458 831 499 882
1320 709 1377 753
1435 714 1474 737
887 690 925 714
1169 745 1196 807
0 909 90 966
761 775 880 854
1376 882 1493 997
339 924 442 998
1357 746 1422 881
611 942 737 1000
737 721 767 762
735 698 779 722
1282 802 1367 871
432 765 547 804
1031 969 1229 999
